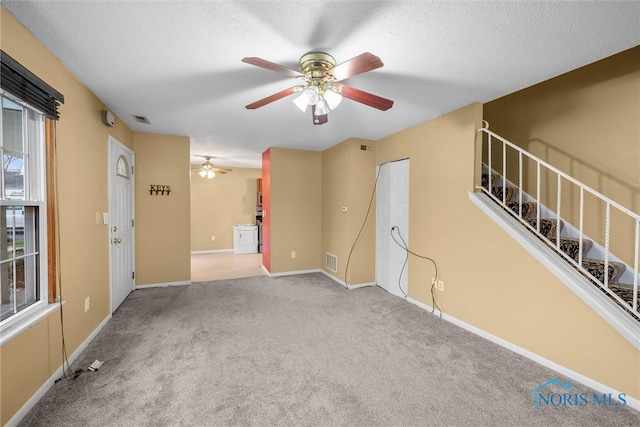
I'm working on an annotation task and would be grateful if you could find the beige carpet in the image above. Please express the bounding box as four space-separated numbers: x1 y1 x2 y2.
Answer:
191 251 265 282
18 273 640 426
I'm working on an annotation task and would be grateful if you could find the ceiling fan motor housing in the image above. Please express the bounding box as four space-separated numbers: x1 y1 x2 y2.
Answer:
299 52 336 78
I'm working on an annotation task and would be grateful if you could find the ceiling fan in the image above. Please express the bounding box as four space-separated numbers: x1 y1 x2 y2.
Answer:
197 156 232 179
242 52 394 125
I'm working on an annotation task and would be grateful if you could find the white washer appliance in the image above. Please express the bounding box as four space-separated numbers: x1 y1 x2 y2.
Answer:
233 224 258 254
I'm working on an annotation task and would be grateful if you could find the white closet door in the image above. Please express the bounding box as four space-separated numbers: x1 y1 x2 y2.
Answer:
376 159 409 298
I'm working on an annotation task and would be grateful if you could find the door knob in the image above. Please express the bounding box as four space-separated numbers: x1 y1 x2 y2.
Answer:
112 237 122 244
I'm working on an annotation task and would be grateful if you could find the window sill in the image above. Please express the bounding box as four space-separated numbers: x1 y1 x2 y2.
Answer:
0 302 62 346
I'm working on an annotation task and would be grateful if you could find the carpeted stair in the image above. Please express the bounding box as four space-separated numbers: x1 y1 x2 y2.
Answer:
482 171 639 320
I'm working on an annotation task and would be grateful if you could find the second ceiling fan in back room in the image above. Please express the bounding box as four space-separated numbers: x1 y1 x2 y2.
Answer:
241 52 394 125
197 156 232 179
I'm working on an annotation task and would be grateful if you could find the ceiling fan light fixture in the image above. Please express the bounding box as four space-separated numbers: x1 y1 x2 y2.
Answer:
199 159 216 179
293 86 319 112
199 168 215 179
305 86 319 105
324 89 342 110
315 98 329 116
293 91 309 112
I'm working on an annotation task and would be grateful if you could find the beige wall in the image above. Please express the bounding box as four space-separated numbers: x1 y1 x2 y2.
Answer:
321 138 377 284
190 167 262 251
1 7 135 423
484 47 640 266
373 102 638 401
133 133 191 286
2 4 638 423
269 148 321 273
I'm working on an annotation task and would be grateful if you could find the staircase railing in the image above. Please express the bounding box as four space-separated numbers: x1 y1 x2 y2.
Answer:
477 126 639 318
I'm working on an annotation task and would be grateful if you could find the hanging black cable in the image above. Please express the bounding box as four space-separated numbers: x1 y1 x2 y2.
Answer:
50 119 82 382
344 164 382 287
390 226 442 316
389 226 409 298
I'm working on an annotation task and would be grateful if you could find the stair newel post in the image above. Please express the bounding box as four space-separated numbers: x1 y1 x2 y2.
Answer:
556 173 561 249
579 187 585 265
604 202 611 288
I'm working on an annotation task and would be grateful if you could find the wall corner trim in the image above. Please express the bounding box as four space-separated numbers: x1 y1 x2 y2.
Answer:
319 269 376 290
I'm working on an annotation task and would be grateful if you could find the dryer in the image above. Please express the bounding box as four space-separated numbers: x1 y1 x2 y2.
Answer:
233 224 258 254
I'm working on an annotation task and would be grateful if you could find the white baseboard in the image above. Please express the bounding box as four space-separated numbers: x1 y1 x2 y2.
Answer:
268 268 322 277
191 249 233 254
348 281 377 289
135 280 191 289
406 296 640 412
319 270 377 290
6 314 112 427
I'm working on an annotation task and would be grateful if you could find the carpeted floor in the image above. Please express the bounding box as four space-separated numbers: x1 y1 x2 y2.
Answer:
19 273 639 426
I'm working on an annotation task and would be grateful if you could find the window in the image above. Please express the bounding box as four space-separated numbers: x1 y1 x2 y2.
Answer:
0 94 48 327
116 155 130 179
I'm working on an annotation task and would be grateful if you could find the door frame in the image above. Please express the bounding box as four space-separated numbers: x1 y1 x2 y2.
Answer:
108 135 135 312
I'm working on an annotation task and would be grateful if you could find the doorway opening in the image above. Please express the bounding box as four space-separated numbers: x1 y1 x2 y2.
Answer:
191 252 265 282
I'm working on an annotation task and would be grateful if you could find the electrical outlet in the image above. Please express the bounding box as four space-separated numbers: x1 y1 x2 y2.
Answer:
291 251 296 258
211 235 216 241
437 280 444 292
84 297 90 312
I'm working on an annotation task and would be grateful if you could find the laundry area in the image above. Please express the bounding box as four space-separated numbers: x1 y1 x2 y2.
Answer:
233 224 259 254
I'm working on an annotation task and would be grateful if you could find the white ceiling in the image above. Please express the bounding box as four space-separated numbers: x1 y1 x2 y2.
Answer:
3 1 639 169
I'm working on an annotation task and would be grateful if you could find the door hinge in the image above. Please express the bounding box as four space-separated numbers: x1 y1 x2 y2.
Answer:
132 219 135 227
131 165 134 175
132 271 135 279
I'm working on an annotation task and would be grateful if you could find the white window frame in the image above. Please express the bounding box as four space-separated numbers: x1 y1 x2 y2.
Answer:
0 91 52 344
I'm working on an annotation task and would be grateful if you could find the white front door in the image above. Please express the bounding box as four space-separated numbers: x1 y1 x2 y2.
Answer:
376 159 409 298
108 136 135 312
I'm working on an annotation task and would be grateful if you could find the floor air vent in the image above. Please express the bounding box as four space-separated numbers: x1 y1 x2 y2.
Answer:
326 252 338 273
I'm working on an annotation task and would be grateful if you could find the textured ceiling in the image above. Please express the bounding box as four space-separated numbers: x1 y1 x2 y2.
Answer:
3 1 639 169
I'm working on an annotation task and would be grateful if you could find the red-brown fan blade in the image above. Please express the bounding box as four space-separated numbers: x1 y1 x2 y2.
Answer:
245 85 305 109
335 84 394 111
327 52 384 82
241 57 304 78
311 105 328 125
